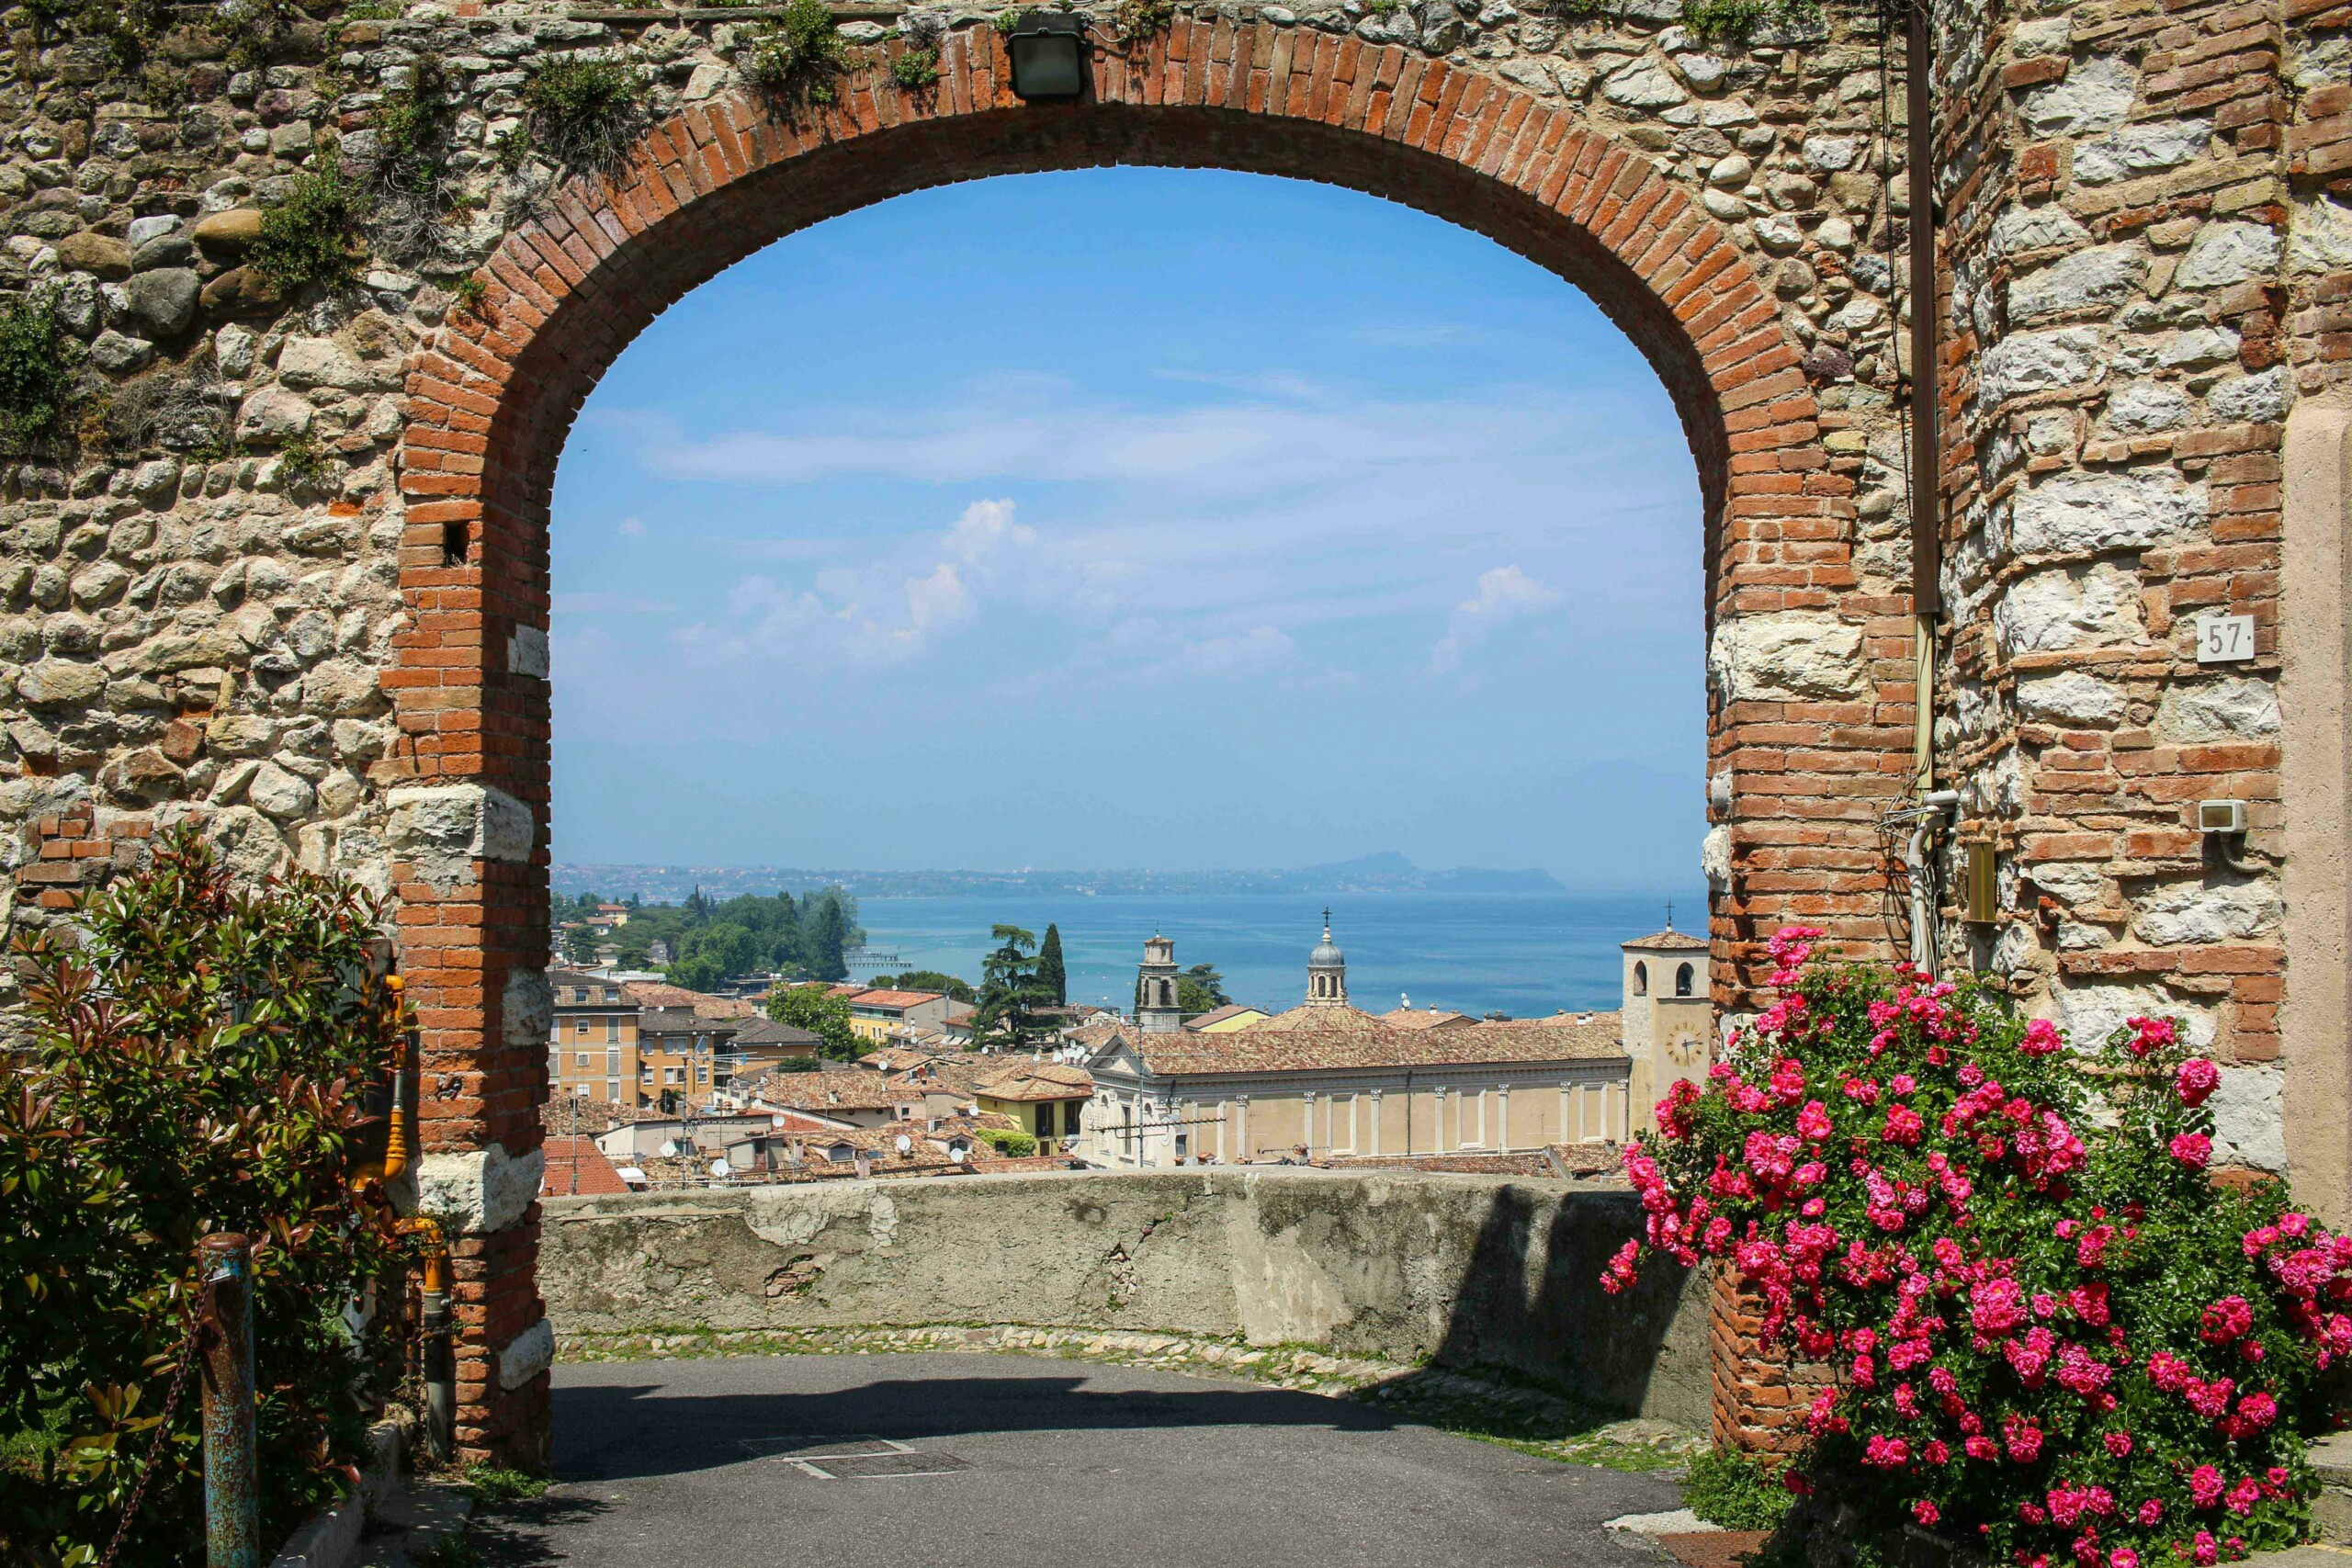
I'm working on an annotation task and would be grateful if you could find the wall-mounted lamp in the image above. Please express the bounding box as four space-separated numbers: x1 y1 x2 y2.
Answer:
2200 798 2261 874
1008 11 1087 99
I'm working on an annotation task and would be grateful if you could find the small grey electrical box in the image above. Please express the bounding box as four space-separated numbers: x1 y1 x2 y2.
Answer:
2199 799 2247 834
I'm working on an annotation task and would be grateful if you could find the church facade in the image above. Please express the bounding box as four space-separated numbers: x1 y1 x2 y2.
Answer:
1080 918 1712 1168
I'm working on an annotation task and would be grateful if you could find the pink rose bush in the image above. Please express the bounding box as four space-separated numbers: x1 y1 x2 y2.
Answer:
1609 931 2348 1564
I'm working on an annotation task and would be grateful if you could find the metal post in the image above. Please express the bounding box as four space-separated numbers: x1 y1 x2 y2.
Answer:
198 1233 259 1568
420 1273 454 1465
1905 0 1942 797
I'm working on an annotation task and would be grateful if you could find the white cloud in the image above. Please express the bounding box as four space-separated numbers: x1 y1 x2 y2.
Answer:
553 592 675 614
1430 566 1560 675
617 516 645 536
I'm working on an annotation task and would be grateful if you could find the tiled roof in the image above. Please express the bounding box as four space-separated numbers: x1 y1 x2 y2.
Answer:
851 989 947 1010
637 1007 744 1040
729 1017 821 1049
861 1047 942 1071
541 1135 632 1196
1182 1004 1260 1032
745 1071 921 1112
1622 928 1709 952
974 1061 1094 1101
1378 1007 1471 1030
1251 1004 1387 1034
624 981 760 1018
1099 1011 1627 1077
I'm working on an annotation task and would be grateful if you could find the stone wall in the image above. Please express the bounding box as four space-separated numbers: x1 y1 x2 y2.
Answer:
1927 0 2350 1215
537 1168 1715 1428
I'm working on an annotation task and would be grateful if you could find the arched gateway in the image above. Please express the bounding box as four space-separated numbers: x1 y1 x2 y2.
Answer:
17 0 2337 1472
390 28 1905 1460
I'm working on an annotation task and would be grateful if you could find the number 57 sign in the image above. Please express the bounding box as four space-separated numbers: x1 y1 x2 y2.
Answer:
2196 613 2256 664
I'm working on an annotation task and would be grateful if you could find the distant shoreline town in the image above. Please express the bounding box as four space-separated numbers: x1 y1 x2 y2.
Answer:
550 851 1567 904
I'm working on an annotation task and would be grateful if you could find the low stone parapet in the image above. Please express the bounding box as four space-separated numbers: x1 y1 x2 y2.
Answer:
539 1167 1710 1427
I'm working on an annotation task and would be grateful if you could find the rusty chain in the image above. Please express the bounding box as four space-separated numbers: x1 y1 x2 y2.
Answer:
95 1276 217 1568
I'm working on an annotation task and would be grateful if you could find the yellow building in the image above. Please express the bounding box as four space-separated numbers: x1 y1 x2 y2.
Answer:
1079 919 1702 1168
547 969 642 1105
844 987 972 1044
1182 1004 1270 1033
972 1060 1094 1145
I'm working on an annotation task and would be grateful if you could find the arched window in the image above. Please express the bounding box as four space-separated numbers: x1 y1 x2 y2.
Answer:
1633 962 1648 997
1675 963 1695 997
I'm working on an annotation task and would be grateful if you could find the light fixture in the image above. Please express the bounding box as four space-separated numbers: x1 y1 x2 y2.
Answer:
1008 11 1087 99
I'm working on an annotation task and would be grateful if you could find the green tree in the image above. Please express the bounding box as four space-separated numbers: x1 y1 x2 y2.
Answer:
804 894 851 981
768 984 860 1059
1177 963 1229 1016
973 924 1054 1052
871 969 976 1003
0 829 410 1567
1038 922 1067 1006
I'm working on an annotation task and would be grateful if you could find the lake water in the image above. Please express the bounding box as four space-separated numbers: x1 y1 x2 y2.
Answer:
853 889 1707 1020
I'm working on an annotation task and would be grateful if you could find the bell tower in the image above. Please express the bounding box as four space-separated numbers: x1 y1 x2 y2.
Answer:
1136 932 1182 1034
1621 918 1713 1137
1305 910 1348 1009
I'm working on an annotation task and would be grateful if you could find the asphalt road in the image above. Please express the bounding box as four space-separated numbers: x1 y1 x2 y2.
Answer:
482 1352 1684 1568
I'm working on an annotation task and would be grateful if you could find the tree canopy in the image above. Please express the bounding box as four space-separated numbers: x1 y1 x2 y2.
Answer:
1178 962 1230 1017
870 969 976 1002
549 885 863 988
973 924 1054 1052
1038 923 1067 1007
766 985 861 1060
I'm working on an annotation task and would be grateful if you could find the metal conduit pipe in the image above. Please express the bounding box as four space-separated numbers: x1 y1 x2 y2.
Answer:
1907 790 1961 976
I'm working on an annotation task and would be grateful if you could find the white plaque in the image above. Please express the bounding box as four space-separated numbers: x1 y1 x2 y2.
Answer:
2195 613 2256 665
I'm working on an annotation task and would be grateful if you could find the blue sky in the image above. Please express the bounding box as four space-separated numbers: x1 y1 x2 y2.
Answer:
548 167 1707 886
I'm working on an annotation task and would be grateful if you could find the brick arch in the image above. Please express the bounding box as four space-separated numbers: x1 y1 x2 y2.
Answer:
390 22 1883 1463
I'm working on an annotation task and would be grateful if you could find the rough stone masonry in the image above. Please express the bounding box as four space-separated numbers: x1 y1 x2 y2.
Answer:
0 0 2342 1462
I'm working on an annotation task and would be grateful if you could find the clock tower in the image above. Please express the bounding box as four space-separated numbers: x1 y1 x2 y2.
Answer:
1622 920 1713 1138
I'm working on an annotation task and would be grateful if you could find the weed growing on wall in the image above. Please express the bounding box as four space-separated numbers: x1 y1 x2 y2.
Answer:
274 433 333 495
209 0 304 71
0 295 85 454
363 53 460 264
889 45 940 88
254 157 366 293
449 275 489 320
1111 0 1173 46
1544 0 1825 42
518 53 648 177
739 0 848 106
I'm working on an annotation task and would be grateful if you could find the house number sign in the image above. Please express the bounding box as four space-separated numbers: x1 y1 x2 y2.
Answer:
2195 614 2256 665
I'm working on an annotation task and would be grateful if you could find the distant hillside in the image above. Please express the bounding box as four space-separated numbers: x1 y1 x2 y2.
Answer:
551 852 1568 902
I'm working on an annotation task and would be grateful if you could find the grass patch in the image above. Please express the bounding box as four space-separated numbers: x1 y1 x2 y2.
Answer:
274 434 333 495
461 1465 549 1505
1357 1371 1701 1474
1680 1446 1793 1529
1679 0 1822 44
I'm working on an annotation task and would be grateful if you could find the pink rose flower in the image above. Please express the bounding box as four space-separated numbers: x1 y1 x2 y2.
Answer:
2177 1057 2221 1106
2171 1132 2213 1168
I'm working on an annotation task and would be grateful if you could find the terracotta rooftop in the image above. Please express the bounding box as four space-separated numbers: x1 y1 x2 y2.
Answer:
851 989 949 1010
744 1070 922 1112
1623 928 1709 952
1378 1007 1472 1031
974 1061 1094 1102
541 1135 632 1196
1097 1012 1628 1077
623 981 760 1018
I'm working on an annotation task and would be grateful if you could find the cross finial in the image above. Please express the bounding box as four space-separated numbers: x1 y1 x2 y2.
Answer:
1666 899 1674 931
1322 906 1331 933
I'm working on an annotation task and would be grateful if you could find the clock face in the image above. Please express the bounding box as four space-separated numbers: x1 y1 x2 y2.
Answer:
1667 1033 1706 1068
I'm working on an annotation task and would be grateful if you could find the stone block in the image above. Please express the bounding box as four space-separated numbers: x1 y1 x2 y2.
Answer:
386 783 535 886
416 1143 545 1235
496 1318 554 1391
2011 471 2206 556
1707 612 1865 702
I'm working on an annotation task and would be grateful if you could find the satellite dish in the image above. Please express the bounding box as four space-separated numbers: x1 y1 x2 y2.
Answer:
895 1134 913 1156
659 1139 684 1158
708 1158 731 1179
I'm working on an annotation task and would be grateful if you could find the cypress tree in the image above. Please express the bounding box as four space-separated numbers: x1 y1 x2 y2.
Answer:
807 896 850 982
1039 922 1067 1006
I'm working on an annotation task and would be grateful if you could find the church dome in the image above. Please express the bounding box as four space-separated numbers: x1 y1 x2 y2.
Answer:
1309 915 1343 967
